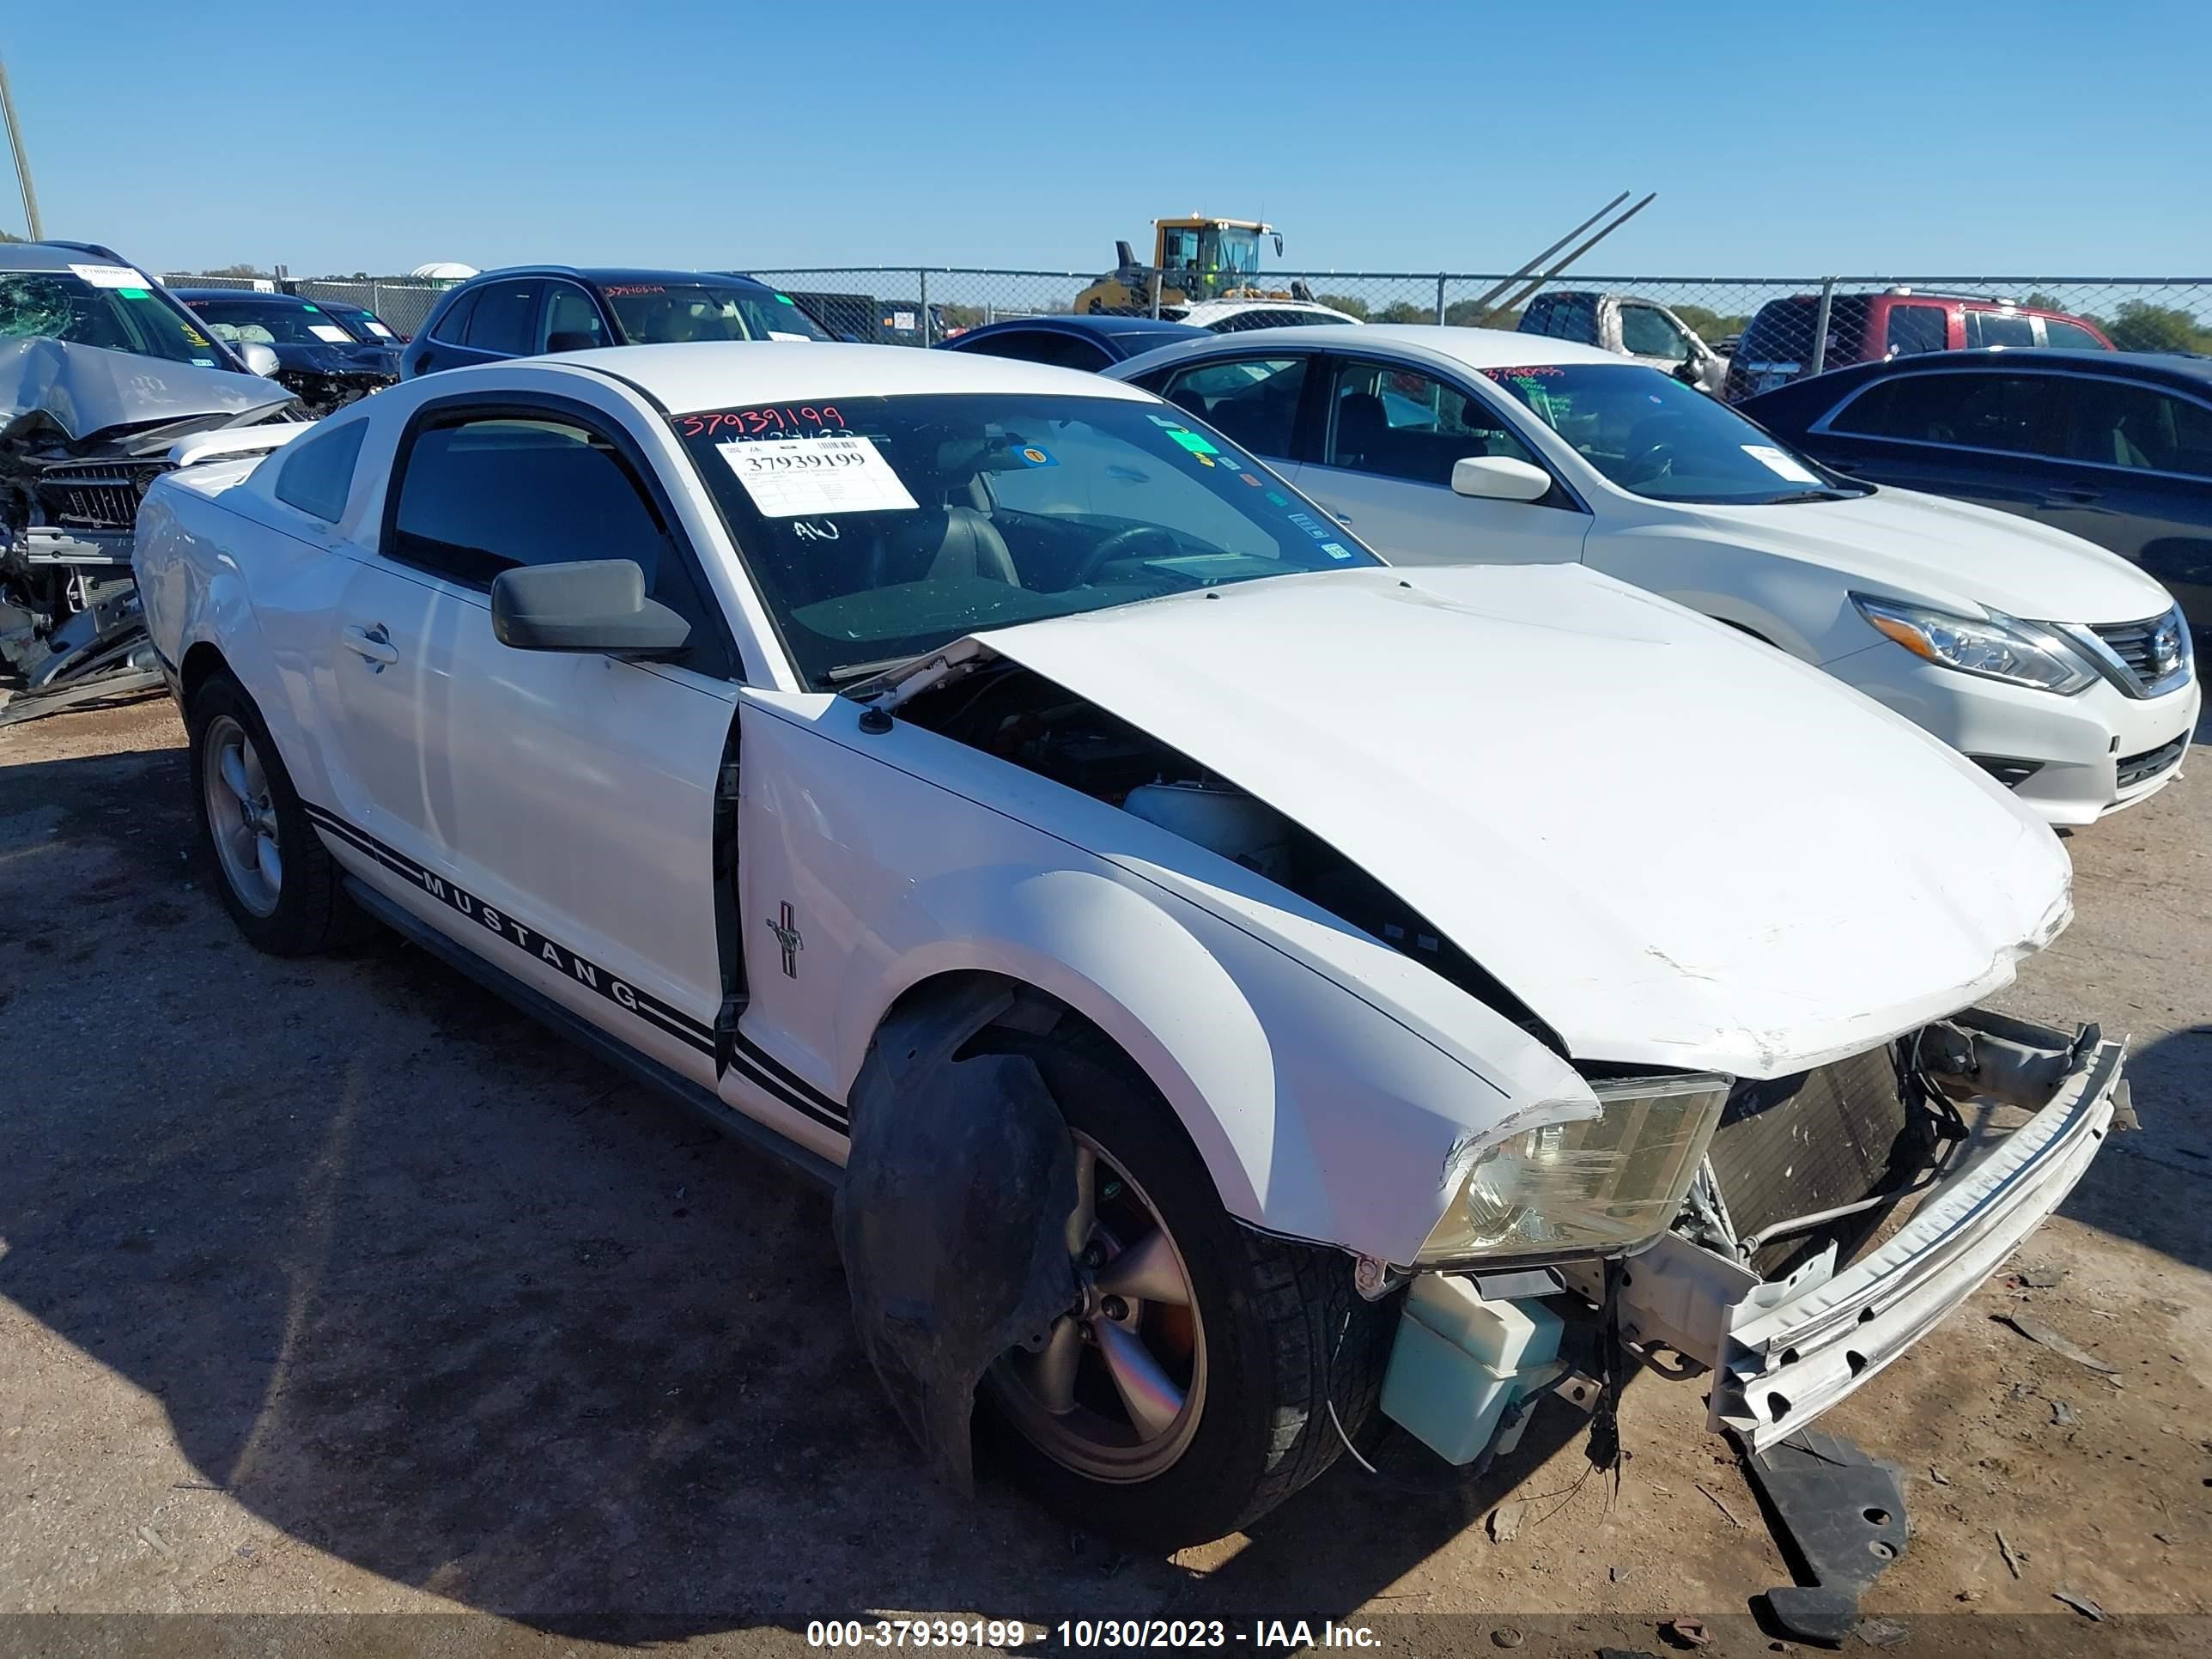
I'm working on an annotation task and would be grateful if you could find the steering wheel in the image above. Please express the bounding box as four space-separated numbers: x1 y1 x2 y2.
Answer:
1071 524 1178 586
1620 441 1676 485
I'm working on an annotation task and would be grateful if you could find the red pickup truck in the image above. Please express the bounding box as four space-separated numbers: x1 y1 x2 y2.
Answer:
1723 289 2113 401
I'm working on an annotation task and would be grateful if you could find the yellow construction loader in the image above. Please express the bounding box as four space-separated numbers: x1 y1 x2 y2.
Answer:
1071 216 1307 314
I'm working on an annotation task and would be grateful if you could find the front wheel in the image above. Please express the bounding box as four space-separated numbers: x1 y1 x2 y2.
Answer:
973 1023 1396 1548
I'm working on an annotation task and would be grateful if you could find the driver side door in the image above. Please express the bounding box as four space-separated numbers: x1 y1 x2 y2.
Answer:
1292 356 1590 566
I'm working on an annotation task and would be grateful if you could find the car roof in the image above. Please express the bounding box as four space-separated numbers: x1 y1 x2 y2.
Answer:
541 340 1162 414
169 286 314 305
0 240 134 273
465 265 779 290
1177 298 1352 318
952 315 1207 340
1785 345 2212 392
1118 323 1623 376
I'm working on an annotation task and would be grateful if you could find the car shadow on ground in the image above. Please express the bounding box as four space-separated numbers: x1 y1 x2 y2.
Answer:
0 744 1607 1641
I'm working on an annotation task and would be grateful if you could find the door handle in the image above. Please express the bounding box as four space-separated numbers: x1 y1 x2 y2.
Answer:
2041 486 2103 505
342 623 398 667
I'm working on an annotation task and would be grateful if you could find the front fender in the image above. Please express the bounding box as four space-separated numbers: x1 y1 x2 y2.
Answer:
838 859 1577 1266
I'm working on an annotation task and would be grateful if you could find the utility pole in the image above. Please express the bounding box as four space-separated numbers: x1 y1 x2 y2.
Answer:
0 54 43 242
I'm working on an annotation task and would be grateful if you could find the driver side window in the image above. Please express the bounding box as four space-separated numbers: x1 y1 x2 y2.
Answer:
1620 304 1692 359
1322 360 1539 485
539 284 607 352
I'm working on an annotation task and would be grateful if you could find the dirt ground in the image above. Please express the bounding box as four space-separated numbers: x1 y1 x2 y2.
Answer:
2 694 2208 1658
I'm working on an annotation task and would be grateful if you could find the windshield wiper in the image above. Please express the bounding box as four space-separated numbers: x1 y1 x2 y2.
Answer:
823 652 935 688
1764 488 1859 504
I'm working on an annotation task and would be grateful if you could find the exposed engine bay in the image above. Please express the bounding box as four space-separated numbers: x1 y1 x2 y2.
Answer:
895 656 1564 1051
0 337 296 726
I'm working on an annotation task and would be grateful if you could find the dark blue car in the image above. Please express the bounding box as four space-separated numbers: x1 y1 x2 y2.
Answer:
1741 348 2212 626
399 266 830 378
936 313 1208 372
172 289 401 416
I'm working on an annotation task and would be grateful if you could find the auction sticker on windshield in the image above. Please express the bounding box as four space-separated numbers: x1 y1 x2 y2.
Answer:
1741 444 1821 484
69 264 147 289
719 435 919 518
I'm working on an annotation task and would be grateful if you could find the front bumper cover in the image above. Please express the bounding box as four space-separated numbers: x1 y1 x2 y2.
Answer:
1615 1018 2125 1452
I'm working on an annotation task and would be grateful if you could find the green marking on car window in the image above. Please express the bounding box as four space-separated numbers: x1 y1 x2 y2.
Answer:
776 294 796 305
1165 428 1219 457
1265 491 1289 505
302 302 320 311
118 288 152 300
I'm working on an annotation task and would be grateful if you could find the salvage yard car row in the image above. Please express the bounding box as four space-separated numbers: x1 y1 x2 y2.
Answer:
0 233 2198 1567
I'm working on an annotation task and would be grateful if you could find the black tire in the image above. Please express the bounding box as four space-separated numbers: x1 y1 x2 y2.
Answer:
186 671 360 956
969 1018 1398 1548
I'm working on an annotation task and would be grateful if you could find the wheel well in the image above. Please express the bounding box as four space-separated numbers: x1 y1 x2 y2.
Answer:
876 969 1071 1059
869 969 1227 1209
179 641 230 709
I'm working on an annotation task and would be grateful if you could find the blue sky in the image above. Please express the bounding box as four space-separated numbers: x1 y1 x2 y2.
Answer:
7 0 2208 278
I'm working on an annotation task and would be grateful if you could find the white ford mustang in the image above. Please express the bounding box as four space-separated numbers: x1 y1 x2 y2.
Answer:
134 342 2125 1547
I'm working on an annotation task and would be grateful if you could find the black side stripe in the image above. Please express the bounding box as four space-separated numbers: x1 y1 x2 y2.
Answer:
304 803 848 1131
730 1030 848 1122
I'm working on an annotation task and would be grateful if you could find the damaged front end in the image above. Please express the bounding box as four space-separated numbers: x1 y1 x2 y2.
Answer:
0 337 295 726
869 623 2125 1470
1589 1011 2129 1452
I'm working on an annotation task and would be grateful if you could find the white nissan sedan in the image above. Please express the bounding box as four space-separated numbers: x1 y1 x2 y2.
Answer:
1111 326 2198 824
135 343 2124 1549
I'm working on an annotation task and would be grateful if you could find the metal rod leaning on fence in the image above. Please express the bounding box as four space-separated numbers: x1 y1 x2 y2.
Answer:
1807 277 1838 380
1460 191 1634 319
1487 193 1658 320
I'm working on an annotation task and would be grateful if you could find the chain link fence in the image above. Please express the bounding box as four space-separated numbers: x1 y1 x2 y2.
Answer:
747 267 2212 386
159 273 453 338
162 266 2212 401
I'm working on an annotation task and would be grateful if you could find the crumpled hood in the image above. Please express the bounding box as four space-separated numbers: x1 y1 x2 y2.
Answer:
266 338 401 378
1685 486 2173 629
964 563 2073 1079
0 336 294 445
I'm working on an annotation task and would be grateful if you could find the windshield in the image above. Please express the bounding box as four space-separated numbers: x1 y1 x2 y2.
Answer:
185 297 360 348
603 282 832 344
677 392 1382 690
1198 228 1262 277
325 304 399 343
0 270 232 368
1479 362 1866 504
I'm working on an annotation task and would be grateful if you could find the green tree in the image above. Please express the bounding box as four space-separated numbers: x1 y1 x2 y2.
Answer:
1444 300 1520 330
2100 300 2212 355
1668 303 1751 344
198 263 266 278
1373 301 1432 324
1314 293 1370 319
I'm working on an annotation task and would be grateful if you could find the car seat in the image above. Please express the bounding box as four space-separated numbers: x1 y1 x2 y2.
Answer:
1334 392 1390 469
870 507 1018 588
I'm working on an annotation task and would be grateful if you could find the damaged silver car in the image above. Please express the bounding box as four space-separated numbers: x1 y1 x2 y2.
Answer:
0 241 298 726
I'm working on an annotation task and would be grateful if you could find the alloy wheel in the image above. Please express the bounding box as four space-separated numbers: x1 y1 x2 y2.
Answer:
203 714 283 917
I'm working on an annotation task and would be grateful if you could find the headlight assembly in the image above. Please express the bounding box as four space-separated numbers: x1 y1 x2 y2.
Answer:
1851 593 2095 694
1416 1073 1732 1264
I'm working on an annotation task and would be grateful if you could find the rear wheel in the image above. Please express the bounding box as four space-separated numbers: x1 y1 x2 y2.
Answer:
187 672 359 955
972 1020 1396 1548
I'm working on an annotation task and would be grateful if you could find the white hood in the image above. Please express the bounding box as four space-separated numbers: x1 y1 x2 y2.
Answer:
1685 486 2173 628
959 563 2073 1079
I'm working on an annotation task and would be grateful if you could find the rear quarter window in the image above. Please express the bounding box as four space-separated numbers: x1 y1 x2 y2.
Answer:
272 420 369 522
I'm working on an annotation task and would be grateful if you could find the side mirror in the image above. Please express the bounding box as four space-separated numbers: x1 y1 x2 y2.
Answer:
545 330 598 353
237 341 283 379
489 560 691 658
1450 455 1553 503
